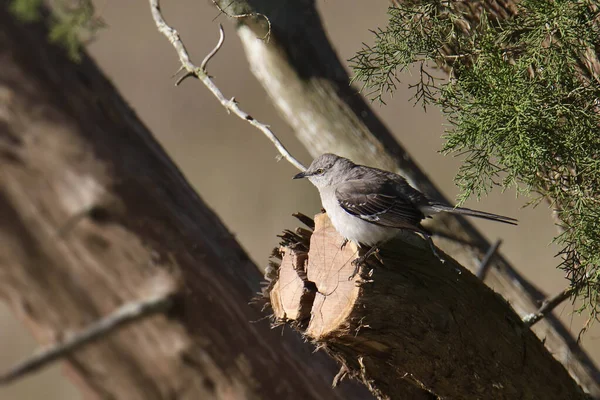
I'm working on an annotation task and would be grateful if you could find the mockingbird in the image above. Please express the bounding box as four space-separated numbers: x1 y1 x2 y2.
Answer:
294 153 517 268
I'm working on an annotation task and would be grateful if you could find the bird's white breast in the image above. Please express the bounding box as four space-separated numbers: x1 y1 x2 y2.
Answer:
319 187 398 246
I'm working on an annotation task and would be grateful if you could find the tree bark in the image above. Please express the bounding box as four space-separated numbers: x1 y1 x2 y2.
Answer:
214 0 600 395
269 214 586 399
0 4 374 399
270 214 586 400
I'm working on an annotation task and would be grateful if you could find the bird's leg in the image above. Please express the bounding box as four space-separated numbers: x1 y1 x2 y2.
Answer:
422 232 445 263
349 245 379 280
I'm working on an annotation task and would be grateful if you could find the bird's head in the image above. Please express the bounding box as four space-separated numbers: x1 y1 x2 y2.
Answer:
293 153 354 188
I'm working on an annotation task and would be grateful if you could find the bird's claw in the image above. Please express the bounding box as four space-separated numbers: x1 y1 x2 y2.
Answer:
424 234 445 264
348 259 362 281
348 247 379 280
340 238 349 250
431 245 445 264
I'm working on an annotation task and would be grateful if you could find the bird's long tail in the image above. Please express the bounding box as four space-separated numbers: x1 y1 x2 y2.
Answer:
425 204 518 225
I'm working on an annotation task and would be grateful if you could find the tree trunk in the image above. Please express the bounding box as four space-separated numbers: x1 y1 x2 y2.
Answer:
214 0 600 395
269 214 586 399
0 4 374 399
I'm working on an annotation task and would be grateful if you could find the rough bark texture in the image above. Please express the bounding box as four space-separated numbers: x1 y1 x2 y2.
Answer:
0 4 375 399
214 0 600 395
269 214 586 400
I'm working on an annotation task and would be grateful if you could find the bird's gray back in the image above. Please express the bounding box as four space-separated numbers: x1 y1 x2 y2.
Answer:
344 165 430 206
334 166 430 228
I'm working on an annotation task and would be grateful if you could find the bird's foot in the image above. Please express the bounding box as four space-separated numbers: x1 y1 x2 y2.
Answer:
349 260 362 281
348 246 379 280
340 238 349 250
424 234 445 264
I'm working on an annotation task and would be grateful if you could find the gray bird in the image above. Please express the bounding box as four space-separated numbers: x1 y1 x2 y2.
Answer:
293 153 517 266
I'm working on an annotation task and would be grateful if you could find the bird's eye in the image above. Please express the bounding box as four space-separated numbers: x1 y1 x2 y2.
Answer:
316 168 324 174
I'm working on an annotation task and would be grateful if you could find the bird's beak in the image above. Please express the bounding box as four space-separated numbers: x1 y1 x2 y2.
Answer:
293 171 308 179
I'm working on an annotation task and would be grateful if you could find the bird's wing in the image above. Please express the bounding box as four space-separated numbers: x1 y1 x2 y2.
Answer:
335 179 425 228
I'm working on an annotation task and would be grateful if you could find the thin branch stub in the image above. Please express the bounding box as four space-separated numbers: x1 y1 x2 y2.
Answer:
200 24 225 72
523 287 575 327
476 239 502 279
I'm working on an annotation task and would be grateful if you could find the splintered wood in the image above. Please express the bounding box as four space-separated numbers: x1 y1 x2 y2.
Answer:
270 248 311 323
270 214 361 337
304 216 361 339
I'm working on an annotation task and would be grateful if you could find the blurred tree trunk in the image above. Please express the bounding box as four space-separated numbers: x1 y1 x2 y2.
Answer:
215 0 600 396
0 3 381 399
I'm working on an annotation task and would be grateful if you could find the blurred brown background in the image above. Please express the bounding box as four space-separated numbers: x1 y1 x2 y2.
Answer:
1 1 598 398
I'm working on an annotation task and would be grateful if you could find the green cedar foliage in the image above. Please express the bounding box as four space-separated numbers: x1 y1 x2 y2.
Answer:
351 1 600 320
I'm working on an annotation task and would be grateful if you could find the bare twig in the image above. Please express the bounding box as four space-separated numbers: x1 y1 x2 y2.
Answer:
211 0 271 41
200 27 225 72
149 0 305 171
523 287 575 328
475 239 502 279
0 294 173 385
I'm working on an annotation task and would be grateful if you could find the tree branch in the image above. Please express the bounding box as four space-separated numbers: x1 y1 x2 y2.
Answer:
0 292 174 385
149 0 305 171
476 239 502 279
523 287 576 328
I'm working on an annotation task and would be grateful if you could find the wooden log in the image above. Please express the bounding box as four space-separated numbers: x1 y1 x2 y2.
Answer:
269 213 587 399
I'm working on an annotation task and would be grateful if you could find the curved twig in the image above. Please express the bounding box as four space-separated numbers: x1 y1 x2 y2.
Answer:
200 24 225 72
211 0 271 41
